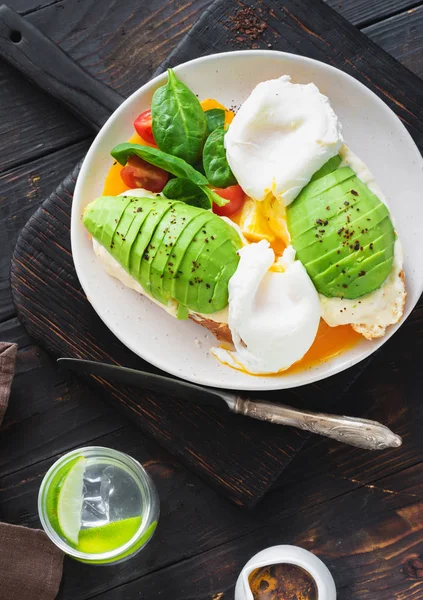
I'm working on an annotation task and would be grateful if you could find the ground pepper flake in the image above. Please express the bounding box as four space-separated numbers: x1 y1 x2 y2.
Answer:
228 7 267 42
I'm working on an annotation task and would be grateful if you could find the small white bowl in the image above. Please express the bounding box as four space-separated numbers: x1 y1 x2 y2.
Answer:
72 50 423 391
234 545 336 600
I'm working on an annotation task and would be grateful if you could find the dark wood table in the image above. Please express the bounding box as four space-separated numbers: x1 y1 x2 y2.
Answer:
0 1 422 598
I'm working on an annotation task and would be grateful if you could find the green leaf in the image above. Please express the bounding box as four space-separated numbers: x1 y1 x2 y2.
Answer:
202 128 237 188
151 68 207 165
205 108 225 135
111 143 208 186
163 177 212 210
201 185 229 207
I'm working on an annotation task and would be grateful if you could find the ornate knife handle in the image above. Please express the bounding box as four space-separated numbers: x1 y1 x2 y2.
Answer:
233 398 402 450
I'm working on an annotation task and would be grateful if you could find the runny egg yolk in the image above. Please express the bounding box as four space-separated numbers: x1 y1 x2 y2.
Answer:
102 99 361 375
284 320 361 375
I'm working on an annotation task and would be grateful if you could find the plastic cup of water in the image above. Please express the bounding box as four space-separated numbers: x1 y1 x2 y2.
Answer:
38 446 159 565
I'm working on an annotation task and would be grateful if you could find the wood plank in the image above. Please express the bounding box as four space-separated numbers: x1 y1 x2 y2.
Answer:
12 0 423 36
277 295 423 491
9 0 423 510
7 0 65 15
94 462 423 600
2 417 422 600
363 5 423 78
0 140 90 322
0 318 129 477
1 283 421 593
0 0 211 171
1 0 422 176
326 0 421 27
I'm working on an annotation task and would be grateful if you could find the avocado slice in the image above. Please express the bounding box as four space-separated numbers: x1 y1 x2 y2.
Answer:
287 166 395 299
138 201 179 302
172 214 220 308
176 216 242 313
303 203 390 276
163 213 216 312
83 196 133 253
310 155 342 182
138 202 176 295
195 237 240 312
128 199 165 280
122 201 157 273
83 196 242 314
149 205 208 304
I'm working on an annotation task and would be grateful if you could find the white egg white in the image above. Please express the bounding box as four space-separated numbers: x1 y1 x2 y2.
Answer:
225 75 343 205
211 241 321 374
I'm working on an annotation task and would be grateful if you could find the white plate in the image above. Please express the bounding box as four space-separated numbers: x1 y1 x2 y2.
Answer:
72 50 423 391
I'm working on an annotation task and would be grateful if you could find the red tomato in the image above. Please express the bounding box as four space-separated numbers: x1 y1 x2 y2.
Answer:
120 156 168 193
134 109 155 144
212 185 246 217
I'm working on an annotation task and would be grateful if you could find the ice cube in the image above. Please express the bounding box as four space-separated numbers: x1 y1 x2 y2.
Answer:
80 469 112 528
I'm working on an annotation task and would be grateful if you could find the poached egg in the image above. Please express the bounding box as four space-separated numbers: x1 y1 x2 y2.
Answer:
225 75 343 205
211 241 321 374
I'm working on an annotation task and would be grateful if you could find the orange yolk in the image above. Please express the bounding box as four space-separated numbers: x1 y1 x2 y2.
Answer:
102 100 361 375
284 320 361 375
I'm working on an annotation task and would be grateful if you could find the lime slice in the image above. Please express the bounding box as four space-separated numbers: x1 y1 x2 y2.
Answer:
78 516 142 554
76 519 158 564
57 456 86 545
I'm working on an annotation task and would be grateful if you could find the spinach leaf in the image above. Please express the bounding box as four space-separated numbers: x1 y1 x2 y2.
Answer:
151 69 207 165
205 108 225 135
163 178 229 208
163 178 211 210
202 128 237 188
111 143 208 186
111 143 228 207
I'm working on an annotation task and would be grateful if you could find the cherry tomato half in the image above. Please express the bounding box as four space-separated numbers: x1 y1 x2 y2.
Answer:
134 109 155 144
120 155 168 193
212 185 246 217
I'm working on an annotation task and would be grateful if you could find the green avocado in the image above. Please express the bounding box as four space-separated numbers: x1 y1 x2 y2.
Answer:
149 203 203 304
287 162 395 299
83 196 242 315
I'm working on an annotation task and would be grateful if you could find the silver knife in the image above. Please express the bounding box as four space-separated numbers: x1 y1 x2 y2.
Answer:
57 358 402 450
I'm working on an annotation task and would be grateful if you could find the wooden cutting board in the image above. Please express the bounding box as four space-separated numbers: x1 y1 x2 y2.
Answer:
9 0 423 508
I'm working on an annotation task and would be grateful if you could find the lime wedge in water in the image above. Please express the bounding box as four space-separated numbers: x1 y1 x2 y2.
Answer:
78 516 142 554
56 456 86 545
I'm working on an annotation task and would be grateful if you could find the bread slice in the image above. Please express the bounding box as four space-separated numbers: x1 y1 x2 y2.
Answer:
351 270 406 340
189 314 232 343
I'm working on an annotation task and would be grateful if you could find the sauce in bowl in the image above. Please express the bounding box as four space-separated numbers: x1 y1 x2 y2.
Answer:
248 563 318 600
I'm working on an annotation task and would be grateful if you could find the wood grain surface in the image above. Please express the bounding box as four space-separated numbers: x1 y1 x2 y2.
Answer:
11 0 420 509
0 0 422 598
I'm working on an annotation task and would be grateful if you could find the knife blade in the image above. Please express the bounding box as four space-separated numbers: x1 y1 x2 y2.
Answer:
57 357 231 411
58 358 402 450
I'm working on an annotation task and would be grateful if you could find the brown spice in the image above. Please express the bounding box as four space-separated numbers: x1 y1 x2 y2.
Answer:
229 7 267 41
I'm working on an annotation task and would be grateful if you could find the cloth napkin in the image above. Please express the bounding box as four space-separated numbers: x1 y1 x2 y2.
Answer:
0 342 64 600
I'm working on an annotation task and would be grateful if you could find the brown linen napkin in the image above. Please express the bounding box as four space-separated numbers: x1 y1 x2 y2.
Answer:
0 342 64 600
0 523 64 600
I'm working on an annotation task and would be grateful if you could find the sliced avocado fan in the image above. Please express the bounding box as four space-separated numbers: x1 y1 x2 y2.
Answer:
83 196 242 315
286 157 395 299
